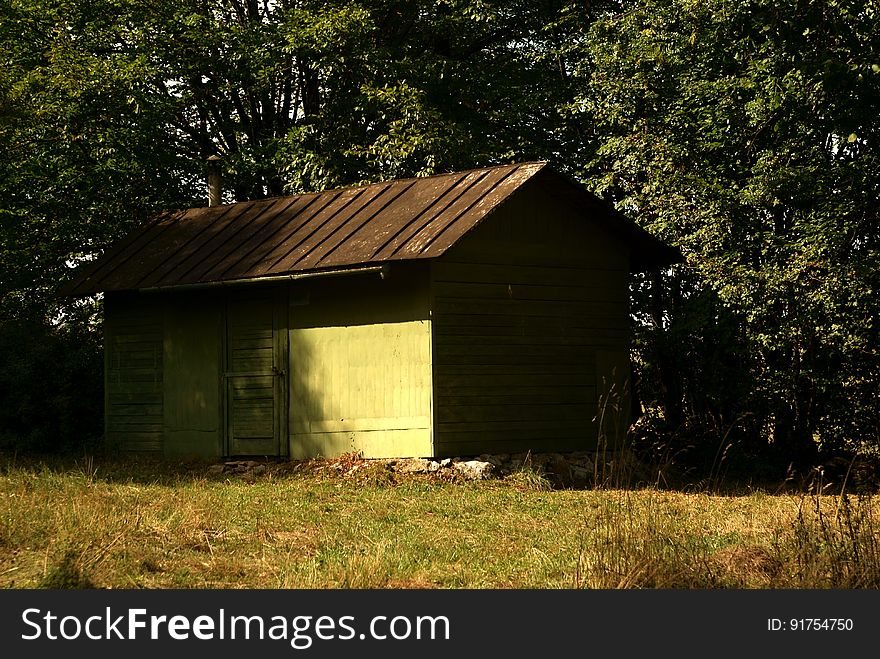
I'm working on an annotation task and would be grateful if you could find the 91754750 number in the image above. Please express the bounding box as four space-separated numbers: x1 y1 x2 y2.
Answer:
767 618 854 631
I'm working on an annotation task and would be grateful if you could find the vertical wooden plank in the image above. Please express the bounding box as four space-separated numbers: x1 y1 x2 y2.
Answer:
275 285 290 456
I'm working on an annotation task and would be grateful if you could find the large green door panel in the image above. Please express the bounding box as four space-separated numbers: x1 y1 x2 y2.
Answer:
287 263 433 459
288 321 433 459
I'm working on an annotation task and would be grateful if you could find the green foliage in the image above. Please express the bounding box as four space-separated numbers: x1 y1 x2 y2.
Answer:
0 313 103 452
0 0 202 318
580 0 880 466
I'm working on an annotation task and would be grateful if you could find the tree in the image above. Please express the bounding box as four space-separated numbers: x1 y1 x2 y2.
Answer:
578 0 880 464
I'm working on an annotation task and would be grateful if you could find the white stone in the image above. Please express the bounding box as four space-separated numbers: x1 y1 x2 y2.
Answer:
394 458 434 474
453 460 496 480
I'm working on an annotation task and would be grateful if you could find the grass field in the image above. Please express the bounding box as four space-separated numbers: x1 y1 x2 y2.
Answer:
1 454 878 589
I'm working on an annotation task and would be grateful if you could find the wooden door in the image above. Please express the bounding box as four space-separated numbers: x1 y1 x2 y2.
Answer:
225 288 287 456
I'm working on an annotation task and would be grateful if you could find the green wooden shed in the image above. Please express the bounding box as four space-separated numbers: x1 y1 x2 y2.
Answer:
64 162 678 459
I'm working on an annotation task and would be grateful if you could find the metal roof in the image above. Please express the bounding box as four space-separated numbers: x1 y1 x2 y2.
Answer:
64 162 678 295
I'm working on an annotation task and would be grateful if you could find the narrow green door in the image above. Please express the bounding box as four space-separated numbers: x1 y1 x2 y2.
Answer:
225 288 287 456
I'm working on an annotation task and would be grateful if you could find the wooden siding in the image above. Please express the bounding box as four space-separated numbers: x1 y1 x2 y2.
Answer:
431 185 631 457
105 295 164 452
162 292 224 457
288 263 432 458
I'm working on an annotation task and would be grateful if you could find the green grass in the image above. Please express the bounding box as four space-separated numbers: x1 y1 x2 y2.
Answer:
1 454 878 589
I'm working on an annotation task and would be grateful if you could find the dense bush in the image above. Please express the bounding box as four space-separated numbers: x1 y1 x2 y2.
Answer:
0 316 103 452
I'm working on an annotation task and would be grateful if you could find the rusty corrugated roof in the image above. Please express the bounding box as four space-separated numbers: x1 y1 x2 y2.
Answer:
63 162 678 295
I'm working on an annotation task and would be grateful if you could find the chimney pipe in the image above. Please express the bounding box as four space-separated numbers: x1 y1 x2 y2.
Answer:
207 155 222 207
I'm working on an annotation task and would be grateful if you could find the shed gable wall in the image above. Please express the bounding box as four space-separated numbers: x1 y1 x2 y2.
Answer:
431 185 631 457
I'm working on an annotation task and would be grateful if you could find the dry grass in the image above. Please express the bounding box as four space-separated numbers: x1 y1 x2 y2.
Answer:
1 454 878 589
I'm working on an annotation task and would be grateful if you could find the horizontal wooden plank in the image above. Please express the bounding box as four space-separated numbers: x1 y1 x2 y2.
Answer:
289 428 432 460
433 313 628 332
108 319 162 333
111 346 160 359
227 327 273 340
434 363 592 376
232 394 272 406
107 428 163 440
436 343 591 357
435 297 627 318
108 369 163 384
109 336 162 350
433 353 591 366
107 382 163 395
433 261 626 287
436 390 594 406
435 419 590 434
436 403 591 424
434 281 610 302
111 355 161 370
117 440 163 453
106 413 163 424
435 429 594 443
434 334 592 347
230 391 274 401
435 435 598 457
229 380 274 395
435 298 584 317
232 420 274 432
233 429 274 439
232 403 273 417
107 421 164 432
232 403 274 416
291 416 432 433
230 358 273 372
435 373 593 389
433 311 581 326
230 337 275 351
231 346 274 359
107 420 164 432
108 392 163 405
107 403 163 417
433 316 591 341
230 437 277 454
